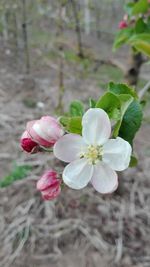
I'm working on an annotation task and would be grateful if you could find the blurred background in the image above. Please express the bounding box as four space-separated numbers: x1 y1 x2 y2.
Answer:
0 0 150 266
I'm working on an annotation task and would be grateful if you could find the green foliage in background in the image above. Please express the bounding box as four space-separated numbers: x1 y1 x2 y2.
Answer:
69 100 85 117
0 164 32 188
114 0 150 57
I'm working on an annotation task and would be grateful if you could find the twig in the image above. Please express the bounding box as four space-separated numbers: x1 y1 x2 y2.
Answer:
138 80 150 100
78 225 108 251
4 220 30 267
115 204 125 263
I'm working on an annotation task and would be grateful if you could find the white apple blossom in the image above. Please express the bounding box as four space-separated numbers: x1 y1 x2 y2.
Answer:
54 108 132 194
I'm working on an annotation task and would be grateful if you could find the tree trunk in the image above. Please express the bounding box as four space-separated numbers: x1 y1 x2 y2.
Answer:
125 50 143 86
2 13 9 41
124 0 144 87
22 0 30 74
94 0 101 39
84 0 90 35
70 0 84 58
56 0 65 113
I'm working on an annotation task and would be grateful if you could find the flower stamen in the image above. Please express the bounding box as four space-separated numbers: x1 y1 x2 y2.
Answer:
80 145 103 165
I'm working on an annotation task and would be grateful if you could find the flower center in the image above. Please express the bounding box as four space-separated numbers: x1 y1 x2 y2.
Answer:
80 145 103 165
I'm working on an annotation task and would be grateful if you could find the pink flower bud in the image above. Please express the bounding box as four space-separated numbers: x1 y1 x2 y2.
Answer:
20 131 39 153
27 116 64 148
118 20 128 29
37 170 61 200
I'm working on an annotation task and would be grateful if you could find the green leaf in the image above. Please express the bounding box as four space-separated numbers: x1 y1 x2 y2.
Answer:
0 165 32 188
113 94 133 137
135 18 148 34
119 94 134 113
69 101 84 117
113 28 134 50
89 98 96 108
132 0 149 15
68 117 82 134
147 16 150 28
127 33 150 56
108 83 137 137
129 155 138 167
60 116 82 135
129 33 150 43
131 41 150 57
96 92 121 120
119 100 143 145
96 84 135 137
108 82 138 99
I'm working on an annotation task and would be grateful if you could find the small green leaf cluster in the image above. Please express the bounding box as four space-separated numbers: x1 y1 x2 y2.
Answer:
125 0 149 16
59 100 83 135
59 83 143 167
114 0 150 57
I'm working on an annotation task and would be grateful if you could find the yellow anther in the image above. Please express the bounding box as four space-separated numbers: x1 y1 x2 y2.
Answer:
80 145 103 165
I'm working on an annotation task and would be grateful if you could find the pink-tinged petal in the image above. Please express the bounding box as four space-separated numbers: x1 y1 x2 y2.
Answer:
40 116 64 140
41 116 57 123
32 121 54 143
27 120 45 144
27 117 64 147
27 120 55 147
36 170 58 191
21 130 30 139
37 169 61 201
26 120 37 132
103 137 132 171
29 125 54 147
41 185 61 200
91 162 118 194
63 158 93 189
82 108 111 146
54 134 85 162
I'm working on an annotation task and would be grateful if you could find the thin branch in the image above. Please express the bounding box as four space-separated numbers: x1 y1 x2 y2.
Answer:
138 80 150 100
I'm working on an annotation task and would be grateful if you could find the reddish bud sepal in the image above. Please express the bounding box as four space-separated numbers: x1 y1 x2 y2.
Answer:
20 131 39 153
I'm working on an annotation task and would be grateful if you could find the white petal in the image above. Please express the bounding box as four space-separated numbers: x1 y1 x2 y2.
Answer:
53 134 86 162
63 158 93 189
82 108 111 145
91 162 118 194
103 137 132 171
